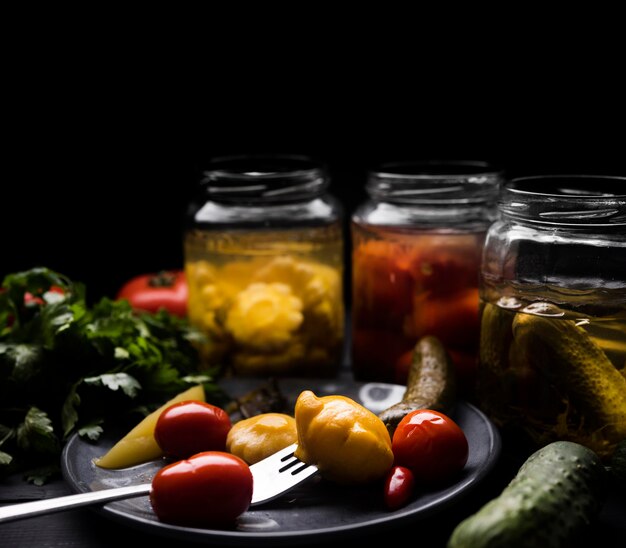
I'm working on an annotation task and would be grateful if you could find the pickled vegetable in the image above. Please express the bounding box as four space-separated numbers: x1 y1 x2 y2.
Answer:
226 413 297 465
378 335 457 437
351 226 484 390
95 385 206 469
513 314 626 441
478 295 626 459
185 226 344 377
294 390 394 485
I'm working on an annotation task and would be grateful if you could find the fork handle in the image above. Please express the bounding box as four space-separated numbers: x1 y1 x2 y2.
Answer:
0 483 151 524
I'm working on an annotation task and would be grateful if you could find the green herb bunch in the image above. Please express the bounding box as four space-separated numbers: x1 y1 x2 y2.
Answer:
0 267 226 484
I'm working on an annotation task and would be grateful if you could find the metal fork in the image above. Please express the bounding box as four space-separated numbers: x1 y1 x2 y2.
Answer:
0 443 318 524
248 442 318 506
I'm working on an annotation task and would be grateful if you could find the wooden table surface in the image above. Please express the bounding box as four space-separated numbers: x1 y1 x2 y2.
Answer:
1 451 624 548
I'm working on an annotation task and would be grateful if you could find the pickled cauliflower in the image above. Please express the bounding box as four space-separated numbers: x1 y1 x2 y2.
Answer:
185 255 344 375
226 283 303 349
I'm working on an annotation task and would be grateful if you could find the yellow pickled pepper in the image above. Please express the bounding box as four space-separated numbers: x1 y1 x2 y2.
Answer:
226 413 297 465
294 390 394 485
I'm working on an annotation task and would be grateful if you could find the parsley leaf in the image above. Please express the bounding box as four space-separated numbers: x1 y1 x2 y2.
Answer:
84 373 141 398
17 407 59 455
0 267 227 483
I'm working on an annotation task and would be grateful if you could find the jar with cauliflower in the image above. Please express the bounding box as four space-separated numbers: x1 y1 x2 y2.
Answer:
184 155 345 377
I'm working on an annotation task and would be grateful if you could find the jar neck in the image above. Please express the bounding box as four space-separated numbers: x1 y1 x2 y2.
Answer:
499 176 626 229
200 154 329 205
366 161 502 206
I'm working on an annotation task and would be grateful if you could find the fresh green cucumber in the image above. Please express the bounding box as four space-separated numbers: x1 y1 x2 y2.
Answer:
378 335 456 437
447 441 606 548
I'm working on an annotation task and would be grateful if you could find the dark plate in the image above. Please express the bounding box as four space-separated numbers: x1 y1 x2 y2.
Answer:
61 377 501 546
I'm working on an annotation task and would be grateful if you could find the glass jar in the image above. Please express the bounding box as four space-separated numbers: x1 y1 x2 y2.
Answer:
478 175 626 460
351 161 502 391
184 155 345 378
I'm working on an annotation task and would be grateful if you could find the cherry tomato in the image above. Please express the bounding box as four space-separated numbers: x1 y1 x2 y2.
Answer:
383 465 415 510
392 409 468 485
352 240 414 331
408 235 483 296
150 451 253 527
117 270 188 317
154 400 232 459
411 288 480 348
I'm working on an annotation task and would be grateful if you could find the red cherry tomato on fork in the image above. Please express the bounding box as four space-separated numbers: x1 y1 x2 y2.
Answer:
154 400 232 459
150 451 253 527
392 409 468 485
117 270 188 317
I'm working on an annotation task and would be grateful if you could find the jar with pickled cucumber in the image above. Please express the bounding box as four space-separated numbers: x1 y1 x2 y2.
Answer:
478 175 626 459
351 161 502 391
184 155 345 377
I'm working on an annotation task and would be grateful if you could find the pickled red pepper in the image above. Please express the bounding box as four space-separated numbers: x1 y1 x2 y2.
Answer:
351 232 484 388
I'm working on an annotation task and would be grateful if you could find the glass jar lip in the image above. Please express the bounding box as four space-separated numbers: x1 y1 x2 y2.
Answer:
372 160 503 179
366 160 503 204
500 174 626 228
203 154 325 181
200 154 329 202
505 174 626 198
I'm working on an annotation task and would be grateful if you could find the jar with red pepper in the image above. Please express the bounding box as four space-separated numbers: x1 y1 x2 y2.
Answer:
350 161 503 393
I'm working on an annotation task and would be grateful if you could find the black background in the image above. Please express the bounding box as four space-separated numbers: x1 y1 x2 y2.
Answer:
4 57 626 302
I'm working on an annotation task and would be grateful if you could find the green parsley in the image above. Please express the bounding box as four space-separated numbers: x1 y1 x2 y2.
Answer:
0 267 227 483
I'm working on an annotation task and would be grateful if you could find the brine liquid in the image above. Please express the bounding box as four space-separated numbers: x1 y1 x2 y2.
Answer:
478 284 626 459
184 223 344 377
350 222 486 390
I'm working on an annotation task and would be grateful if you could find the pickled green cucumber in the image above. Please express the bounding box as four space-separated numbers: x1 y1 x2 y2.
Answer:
610 439 626 481
378 335 456 437
448 441 606 548
479 302 514 375
512 314 626 440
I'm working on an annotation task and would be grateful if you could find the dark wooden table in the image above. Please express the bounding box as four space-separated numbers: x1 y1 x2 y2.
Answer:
1 448 624 548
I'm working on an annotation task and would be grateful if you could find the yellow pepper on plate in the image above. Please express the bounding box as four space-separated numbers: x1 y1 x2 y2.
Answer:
294 390 394 485
226 413 297 465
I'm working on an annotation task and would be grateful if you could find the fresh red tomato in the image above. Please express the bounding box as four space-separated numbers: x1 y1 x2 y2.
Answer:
383 465 415 510
392 409 468 485
150 451 253 527
154 400 232 459
117 270 188 317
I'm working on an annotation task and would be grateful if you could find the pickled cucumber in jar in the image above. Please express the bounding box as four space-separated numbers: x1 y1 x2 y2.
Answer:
478 175 626 460
478 292 626 459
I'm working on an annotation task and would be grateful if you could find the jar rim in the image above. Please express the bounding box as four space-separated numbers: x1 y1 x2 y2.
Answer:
200 154 328 203
203 154 325 181
506 175 626 198
366 160 503 205
500 175 626 228
372 160 503 179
